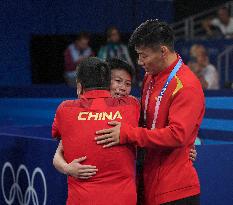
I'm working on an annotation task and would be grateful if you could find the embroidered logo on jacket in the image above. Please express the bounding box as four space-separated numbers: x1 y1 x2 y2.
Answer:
77 111 123 120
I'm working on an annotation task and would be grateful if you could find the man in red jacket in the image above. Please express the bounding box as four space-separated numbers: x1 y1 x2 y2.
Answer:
52 57 140 205
95 20 205 205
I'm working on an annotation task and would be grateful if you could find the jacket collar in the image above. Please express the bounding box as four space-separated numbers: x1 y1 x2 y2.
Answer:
80 90 111 99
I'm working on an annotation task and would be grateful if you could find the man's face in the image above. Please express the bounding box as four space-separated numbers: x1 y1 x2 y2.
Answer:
196 52 208 71
136 46 164 75
75 38 89 51
218 9 229 25
110 69 132 97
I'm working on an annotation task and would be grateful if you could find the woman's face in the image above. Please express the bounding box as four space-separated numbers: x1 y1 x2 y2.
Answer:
108 29 120 43
110 69 132 97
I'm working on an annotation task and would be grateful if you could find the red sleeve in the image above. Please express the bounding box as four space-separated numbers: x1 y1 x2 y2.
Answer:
120 86 205 148
52 103 64 139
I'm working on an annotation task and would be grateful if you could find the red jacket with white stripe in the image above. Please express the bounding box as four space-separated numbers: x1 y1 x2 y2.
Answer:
120 57 205 204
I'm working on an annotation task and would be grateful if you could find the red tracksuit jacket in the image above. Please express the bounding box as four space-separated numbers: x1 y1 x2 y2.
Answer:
52 90 140 205
120 57 205 204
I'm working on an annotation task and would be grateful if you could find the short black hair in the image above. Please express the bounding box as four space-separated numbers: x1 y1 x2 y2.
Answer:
106 58 135 79
129 19 174 51
76 57 111 89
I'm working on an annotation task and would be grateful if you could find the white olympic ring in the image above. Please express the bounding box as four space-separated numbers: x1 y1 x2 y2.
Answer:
1 162 47 205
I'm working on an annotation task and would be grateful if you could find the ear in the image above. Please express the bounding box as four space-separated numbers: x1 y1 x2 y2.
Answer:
77 82 83 98
161 46 168 58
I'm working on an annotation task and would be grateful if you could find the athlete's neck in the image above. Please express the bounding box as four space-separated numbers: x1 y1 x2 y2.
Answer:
163 52 178 69
153 52 177 76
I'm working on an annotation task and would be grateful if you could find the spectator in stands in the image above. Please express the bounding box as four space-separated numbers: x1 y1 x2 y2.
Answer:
189 44 219 90
203 7 233 39
64 32 93 87
98 26 134 67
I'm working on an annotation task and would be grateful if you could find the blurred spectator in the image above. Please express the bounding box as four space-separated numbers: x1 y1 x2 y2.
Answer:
188 44 203 72
203 7 233 39
98 26 134 67
64 32 93 87
188 44 220 90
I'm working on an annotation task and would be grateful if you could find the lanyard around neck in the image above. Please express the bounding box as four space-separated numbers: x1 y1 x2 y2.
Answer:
143 58 183 129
